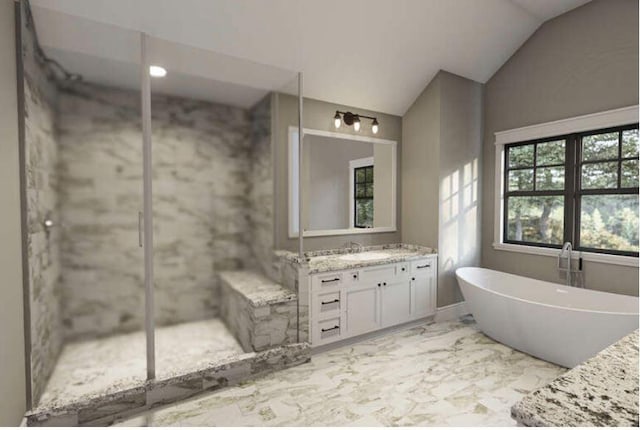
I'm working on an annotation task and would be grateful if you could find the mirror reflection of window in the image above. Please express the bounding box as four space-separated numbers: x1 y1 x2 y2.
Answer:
354 165 374 228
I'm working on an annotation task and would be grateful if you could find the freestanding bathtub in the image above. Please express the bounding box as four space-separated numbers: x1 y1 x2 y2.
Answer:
455 267 639 368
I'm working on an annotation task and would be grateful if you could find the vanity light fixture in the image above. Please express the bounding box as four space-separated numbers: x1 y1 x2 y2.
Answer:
333 110 379 134
149 65 167 78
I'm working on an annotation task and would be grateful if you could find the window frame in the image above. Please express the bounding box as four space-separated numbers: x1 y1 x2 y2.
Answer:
502 123 639 257
502 135 572 250
574 124 639 257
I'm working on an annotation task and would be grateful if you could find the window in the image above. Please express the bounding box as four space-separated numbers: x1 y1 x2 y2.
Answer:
354 165 374 228
504 124 639 256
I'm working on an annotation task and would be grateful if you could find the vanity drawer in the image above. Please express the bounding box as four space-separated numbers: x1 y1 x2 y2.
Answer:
411 258 434 275
311 272 344 290
315 316 342 343
314 291 341 316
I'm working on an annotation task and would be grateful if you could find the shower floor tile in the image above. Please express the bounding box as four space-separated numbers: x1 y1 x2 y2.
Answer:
35 318 244 411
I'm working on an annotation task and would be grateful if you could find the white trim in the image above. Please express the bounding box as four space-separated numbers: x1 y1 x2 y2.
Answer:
492 242 639 267
348 157 374 229
434 301 469 322
288 126 397 238
494 105 639 145
493 107 640 268
298 127 397 146
493 145 505 252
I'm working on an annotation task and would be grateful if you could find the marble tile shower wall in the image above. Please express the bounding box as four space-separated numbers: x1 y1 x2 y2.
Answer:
56 83 145 339
22 11 64 403
248 96 276 281
57 82 260 339
150 90 256 327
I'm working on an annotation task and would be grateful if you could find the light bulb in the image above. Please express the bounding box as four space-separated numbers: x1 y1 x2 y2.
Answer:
353 115 361 132
334 111 341 128
372 118 379 134
149 65 167 78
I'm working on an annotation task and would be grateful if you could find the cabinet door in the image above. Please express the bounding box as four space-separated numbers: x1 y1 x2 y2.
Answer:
412 273 436 317
381 280 412 327
345 284 380 337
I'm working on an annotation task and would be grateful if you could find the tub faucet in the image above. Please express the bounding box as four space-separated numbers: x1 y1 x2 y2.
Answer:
559 242 572 286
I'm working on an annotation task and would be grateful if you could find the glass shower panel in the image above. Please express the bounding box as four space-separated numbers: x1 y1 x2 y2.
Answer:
23 4 146 408
146 35 299 380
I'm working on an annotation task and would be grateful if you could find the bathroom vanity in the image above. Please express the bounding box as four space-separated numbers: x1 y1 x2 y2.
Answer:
285 245 438 347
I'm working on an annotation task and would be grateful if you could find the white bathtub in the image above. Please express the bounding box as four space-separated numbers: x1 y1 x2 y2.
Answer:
455 267 639 368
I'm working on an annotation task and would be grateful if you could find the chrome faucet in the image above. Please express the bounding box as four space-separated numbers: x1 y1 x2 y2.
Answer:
559 242 572 286
345 241 363 253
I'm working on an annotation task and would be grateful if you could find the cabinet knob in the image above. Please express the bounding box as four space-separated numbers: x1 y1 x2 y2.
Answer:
377 283 381 287
383 282 387 286
412 277 415 281
401 267 405 271
353 274 357 279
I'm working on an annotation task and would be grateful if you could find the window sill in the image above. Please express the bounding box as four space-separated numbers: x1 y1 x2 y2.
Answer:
492 242 639 267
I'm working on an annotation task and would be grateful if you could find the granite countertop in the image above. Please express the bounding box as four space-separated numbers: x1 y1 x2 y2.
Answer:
279 243 437 274
511 330 639 427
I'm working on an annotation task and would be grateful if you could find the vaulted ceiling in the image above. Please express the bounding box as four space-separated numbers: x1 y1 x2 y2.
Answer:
31 0 591 114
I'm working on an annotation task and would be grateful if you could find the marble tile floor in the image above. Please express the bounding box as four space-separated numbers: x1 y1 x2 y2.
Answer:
35 319 245 412
114 317 565 427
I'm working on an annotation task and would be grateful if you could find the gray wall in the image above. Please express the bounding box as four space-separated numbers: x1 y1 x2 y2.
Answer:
273 93 402 251
438 72 483 307
402 71 483 307
481 0 639 296
401 75 440 249
0 0 27 425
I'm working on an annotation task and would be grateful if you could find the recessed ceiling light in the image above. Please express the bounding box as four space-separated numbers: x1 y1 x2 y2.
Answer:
149 65 167 78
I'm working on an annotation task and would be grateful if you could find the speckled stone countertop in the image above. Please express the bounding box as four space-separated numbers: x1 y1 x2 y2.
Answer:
279 243 437 274
511 330 639 427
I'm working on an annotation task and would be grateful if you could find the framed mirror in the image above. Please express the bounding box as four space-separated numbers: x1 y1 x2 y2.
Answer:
289 127 397 237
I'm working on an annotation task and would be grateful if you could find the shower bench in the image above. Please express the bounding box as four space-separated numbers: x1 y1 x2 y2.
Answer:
219 270 298 352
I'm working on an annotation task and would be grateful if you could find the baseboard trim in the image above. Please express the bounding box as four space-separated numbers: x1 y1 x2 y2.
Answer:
434 301 469 322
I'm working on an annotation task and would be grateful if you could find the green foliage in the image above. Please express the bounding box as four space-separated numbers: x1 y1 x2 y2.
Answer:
507 196 564 244
581 195 639 252
508 145 534 168
536 140 565 165
356 199 373 228
582 132 618 161
582 162 617 189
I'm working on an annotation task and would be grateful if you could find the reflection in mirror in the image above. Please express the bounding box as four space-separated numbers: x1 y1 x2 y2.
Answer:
289 129 396 237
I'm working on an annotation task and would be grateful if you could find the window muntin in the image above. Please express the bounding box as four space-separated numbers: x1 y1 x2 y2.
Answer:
504 124 639 256
354 165 374 228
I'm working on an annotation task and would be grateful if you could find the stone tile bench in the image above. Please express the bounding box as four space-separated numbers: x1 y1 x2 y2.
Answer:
219 270 298 352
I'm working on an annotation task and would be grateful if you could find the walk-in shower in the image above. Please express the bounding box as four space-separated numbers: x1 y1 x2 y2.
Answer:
19 2 308 425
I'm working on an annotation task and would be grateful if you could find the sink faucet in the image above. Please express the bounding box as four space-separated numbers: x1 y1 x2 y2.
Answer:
559 242 572 286
345 241 363 253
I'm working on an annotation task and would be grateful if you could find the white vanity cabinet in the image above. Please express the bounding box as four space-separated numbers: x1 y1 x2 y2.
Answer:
310 255 437 346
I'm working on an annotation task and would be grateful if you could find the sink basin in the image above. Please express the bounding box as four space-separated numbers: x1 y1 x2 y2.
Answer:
338 251 392 262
